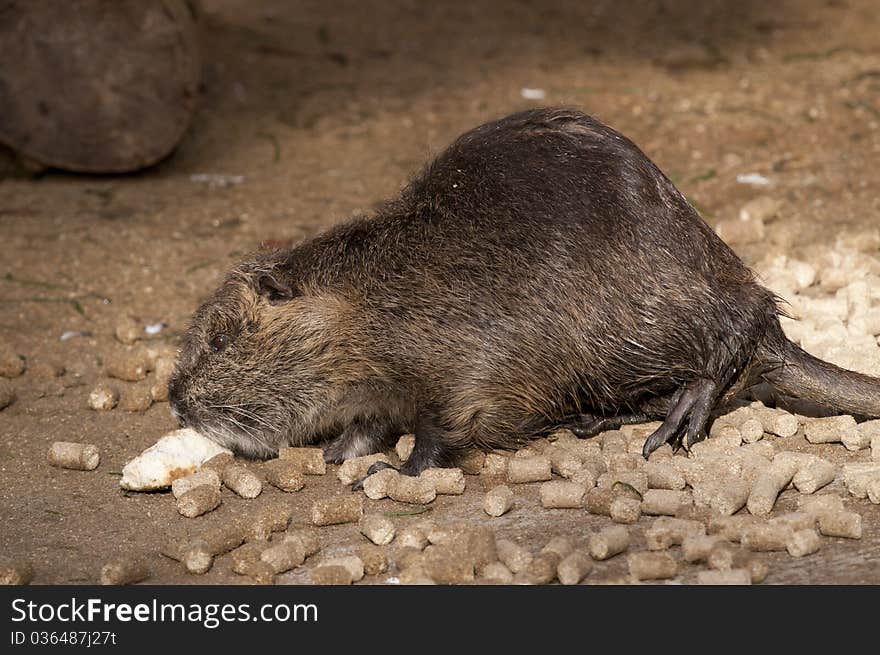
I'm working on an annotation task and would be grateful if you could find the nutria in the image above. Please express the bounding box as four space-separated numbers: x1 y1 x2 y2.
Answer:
168 107 880 474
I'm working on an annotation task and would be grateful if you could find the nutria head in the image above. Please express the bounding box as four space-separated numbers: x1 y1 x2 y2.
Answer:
168 251 354 458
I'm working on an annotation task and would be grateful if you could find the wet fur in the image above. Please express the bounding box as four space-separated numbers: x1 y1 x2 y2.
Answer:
169 107 880 472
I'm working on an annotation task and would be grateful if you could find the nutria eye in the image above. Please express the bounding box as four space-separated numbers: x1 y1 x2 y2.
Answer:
210 334 229 353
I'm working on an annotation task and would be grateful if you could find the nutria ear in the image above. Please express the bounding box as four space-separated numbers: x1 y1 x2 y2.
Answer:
256 273 295 304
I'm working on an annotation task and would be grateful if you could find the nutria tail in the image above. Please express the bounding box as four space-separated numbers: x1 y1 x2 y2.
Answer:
760 332 880 418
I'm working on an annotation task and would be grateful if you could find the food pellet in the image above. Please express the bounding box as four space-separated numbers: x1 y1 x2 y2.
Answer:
610 497 641 524
627 552 677 581
230 542 268 574
171 469 221 499
357 545 389 576
105 349 151 381
842 462 880 499
0 342 24 378
598 470 649 496
588 526 630 560
278 447 326 475
481 562 514 583
707 545 736 571
517 552 558 585
423 547 475 584
787 529 821 557
420 467 466 495
120 385 153 412
202 452 235 473
484 484 514 517
88 382 118 410
817 511 862 539
643 461 686 490
360 514 396 546
697 569 751 585
798 494 845 516
337 454 392 484
394 547 425 571
222 465 262 499
261 541 306 574
362 468 399 500
741 524 793 552
708 515 761 543
646 517 705 550
841 428 871 451
395 434 415 461
541 536 574 560
482 453 509 476
804 415 858 444
237 560 275 585
458 450 487 475
263 459 306 492
311 564 354 585
396 526 428 551
747 455 799 516
388 475 436 504
682 535 727 563
540 480 586 509
177 484 221 518
311 495 364 526
557 552 592 585
398 567 436 585
245 502 292 541
507 456 552 483
283 528 320 557
0 560 33 585
792 457 836 494
770 512 816 531
641 489 691 516
47 441 100 471
322 555 365 582
115 316 141 344
496 539 533 573
739 418 765 443
182 543 214 575
708 479 751 516
548 447 583 478
100 559 149 585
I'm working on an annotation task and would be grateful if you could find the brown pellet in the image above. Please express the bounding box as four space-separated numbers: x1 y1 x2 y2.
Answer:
496 539 533 573
263 459 306 492
245 502 292 541
357 545 389 576
202 452 234 474
817 511 862 539
362 468 399 500
484 484 514 517
0 342 24 378
47 441 100 471
482 453 509 476
0 559 33 585
557 552 592 585
610 497 642 524
708 479 751 516
646 517 705 550
398 567 436 585
804 415 858 444
337 453 392 485
311 564 354 585
540 480 586 509
770 512 816 532
517 552 559 585
708 515 762 543
100 559 149 585
388 475 436 504
322 555 365 582
261 541 306 574
182 543 214 575
171 469 221 499
584 487 615 516
360 514 396 546
481 562 514 584
222 465 262 499
682 535 727 563
237 560 275 585
588 526 630 560
105 349 151 381
283 528 320 557
422 547 475 584
697 569 751 585
420 467 466 495
541 536 574 560
598 470 649 496
627 552 677 581
548 447 584 479
87 382 118 411
311 494 364 526
507 456 552 483
787 529 822 557
643 461 686 490
230 542 269 574
395 434 415 461
792 457 837 494
119 385 153 412
641 489 691 516
176 484 221 518
396 526 428 551
747 455 799 517
741 524 793 552
278 447 326 475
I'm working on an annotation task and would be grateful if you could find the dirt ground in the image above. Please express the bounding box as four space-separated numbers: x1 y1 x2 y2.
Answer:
2 0 880 584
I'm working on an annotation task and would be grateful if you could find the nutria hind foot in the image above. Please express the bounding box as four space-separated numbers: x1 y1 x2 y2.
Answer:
322 416 393 464
566 412 653 438
642 379 717 457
